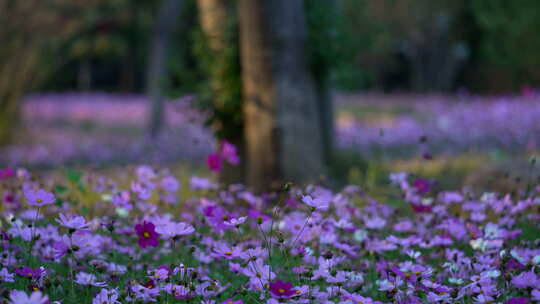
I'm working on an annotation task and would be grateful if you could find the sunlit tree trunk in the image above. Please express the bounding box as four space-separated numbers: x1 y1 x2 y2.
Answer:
238 0 325 191
147 0 183 137
197 0 245 184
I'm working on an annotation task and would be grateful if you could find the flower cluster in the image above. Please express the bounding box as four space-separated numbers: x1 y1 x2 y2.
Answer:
1 165 540 303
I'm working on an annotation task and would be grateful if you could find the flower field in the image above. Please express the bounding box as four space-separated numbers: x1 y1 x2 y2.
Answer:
1 163 540 303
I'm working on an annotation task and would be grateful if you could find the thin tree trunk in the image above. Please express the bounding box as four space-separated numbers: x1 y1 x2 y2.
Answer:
147 0 183 137
238 0 325 191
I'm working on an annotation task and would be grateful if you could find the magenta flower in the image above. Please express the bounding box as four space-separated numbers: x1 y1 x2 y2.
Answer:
24 189 55 207
0 168 14 179
135 221 160 248
411 203 433 213
506 298 529 304
269 280 296 298
206 153 222 172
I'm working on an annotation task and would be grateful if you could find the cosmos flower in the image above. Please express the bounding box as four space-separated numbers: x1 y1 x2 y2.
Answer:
206 153 222 172
75 272 107 287
135 221 160 248
8 290 48 304
505 298 529 304
269 280 296 298
56 213 90 231
511 271 539 289
92 289 120 304
220 299 243 304
413 178 431 194
14 267 44 279
224 216 247 227
220 141 240 165
24 189 55 207
301 195 329 211
0 268 15 282
0 168 14 179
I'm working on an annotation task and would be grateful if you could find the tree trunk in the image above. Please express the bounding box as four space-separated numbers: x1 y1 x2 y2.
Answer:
147 0 183 137
197 0 245 184
238 0 325 191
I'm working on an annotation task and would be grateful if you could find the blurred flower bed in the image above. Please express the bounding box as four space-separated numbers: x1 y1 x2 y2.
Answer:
2 92 540 168
0 93 213 167
337 93 540 157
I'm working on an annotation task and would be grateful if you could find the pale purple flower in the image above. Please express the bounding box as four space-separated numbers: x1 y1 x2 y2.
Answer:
301 195 329 211
511 271 539 289
8 290 48 304
92 289 120 304
24 189 55 207
224 216 247 227
0 268 14 282
161 176 180 192
56 213 90 231
75 272 106 287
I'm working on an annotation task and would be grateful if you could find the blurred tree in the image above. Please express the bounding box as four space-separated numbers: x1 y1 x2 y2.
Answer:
195 0 245 183
0 0 100 146
470 0 540 91
337 0 469 92
238 0 324 191
147 0 184 137
305 0 338 168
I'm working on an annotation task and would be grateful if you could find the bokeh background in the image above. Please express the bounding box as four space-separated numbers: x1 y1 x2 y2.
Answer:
2 0 540 192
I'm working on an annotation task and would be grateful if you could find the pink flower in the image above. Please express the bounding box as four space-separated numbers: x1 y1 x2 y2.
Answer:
269 280 296 298
206 153 222 172
135 221 160 248
220 141 240 165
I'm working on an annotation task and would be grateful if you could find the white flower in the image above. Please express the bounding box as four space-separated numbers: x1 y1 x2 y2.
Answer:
353 229 368 242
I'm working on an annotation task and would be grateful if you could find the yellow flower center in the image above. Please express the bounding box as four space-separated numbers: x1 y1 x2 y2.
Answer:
225 251 232 256
143 232 150 238
27 272 33 276
36 199 42 203
278 288 285 293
